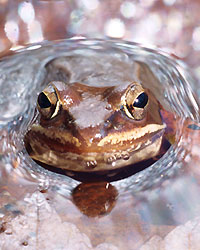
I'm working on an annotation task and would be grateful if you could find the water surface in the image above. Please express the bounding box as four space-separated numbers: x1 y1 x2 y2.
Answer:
0 39 200 249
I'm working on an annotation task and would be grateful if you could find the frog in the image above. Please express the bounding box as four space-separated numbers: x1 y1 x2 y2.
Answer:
24 77 166 173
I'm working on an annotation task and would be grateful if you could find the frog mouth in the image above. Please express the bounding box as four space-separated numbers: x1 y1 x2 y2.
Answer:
25 127 166 172
25 122 165 152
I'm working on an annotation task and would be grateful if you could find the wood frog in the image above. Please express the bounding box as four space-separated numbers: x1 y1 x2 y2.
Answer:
25 76 166 173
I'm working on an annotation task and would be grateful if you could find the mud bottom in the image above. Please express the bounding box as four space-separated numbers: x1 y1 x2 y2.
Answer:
35 138 171 182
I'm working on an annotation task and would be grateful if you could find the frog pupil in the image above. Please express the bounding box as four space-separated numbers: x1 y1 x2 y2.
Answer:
38 92 51 108
133 92 148 108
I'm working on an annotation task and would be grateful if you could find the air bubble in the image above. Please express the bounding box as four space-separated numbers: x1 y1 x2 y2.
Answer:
121 152 130 160
86 160 97 168
106 156 116 164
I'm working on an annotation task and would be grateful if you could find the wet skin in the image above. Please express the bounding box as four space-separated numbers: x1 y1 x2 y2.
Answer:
25 80 165 172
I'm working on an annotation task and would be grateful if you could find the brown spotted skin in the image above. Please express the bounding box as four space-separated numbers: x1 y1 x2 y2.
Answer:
25 79 166 172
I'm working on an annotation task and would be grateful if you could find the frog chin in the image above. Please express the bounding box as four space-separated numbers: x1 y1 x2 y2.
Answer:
27 129 165 172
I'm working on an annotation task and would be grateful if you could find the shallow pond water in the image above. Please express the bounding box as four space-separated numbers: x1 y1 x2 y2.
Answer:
0 39 200 249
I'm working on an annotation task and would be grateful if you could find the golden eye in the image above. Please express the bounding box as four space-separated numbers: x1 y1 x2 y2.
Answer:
122 83 149 120
37 83 60 119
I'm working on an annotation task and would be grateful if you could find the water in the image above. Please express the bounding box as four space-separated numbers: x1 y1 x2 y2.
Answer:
1 38 200 249
0 39 199 193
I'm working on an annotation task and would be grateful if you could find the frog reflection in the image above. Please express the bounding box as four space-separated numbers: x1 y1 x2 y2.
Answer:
72 182 118 217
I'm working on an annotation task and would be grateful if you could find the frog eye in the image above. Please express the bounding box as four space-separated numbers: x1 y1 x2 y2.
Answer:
38 92 51 108
122 83 149 120
133 92 148 108
37 88 60 119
